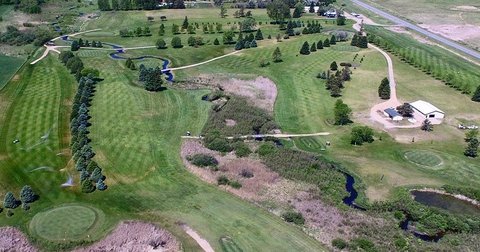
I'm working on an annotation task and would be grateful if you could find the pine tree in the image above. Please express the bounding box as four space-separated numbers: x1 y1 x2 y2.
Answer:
255 29 263 40
213 38 220 45
3 192 18 209
351 34 358 47
159 23 165 36
250 40 257 47
87 160 99 173
472 85 480 102
330 35 336 45
378 77 390 99
310 42 317 52
20 185 36 203
323 38 330 47
317 40 323 49
96 179 108 191
464 138 479 157
156 38 167 49
300 41 310 55
90 167 103 182
272 47 282 62
330 61 338 71
80 169 90 181
71 40 80 51
111 0 119 10
358 36 368 48
421 119 433 132
81 179 95 193
182 16 189 30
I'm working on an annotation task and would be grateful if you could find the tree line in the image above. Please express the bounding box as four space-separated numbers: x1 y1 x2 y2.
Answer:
98 0 185 11
59 51 108 193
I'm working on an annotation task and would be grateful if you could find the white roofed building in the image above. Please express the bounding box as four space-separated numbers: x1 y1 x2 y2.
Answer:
409 100 445 119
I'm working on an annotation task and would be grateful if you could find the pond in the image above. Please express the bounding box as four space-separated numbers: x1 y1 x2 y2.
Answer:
411 190 480 216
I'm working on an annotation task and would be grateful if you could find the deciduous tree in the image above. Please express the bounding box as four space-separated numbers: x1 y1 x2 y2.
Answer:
396 103 414 117
334 99 352 125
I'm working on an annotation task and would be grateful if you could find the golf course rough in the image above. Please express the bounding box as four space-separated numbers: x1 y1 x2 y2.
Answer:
29 204 103 241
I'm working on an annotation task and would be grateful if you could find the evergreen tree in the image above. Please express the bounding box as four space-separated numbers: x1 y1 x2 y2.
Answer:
323 38 330 47
87 160 99 173
358 36 368 48
310 42 317 52
81 179 95 193
172 24 180 34
171 36 183 48
156 38 167 49
159 23 165 36
317 40 323 49
235 40 243 50
3 192 18 209
464 138 479 158
71 40 80 51
330 61 338 71
472 85 480 102
80 169 90 181
90 167 103 182
421 119 433 132
351 34 358 47
20 185 36 203
336 15 346 26
125 58 133 69
300 41 310 55
250 40 257 47
292 2 303 18
213 38 220 45
309 2 315 13
330 35 336 45
182 16 189 30
272 47 282 62
96 179 108 191
334 99 352 125
111 0 119 10
378 77 390 99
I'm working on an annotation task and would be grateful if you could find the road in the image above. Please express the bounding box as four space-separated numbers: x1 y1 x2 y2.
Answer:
350 0 480 61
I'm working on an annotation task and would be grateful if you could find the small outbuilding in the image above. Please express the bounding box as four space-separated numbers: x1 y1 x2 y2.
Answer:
409 100 445 119
383 108 403 121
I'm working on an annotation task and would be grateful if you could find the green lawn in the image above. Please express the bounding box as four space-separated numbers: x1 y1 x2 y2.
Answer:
0 54 25 90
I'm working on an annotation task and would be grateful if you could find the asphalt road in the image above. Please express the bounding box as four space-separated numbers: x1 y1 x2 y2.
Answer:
350 0 480 61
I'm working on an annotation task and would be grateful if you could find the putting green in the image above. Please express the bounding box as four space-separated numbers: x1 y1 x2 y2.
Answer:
30 204 102 241
404 150 443 168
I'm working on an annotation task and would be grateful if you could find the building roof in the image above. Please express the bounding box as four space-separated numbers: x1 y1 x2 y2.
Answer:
409 100 444 115
384 108 401 118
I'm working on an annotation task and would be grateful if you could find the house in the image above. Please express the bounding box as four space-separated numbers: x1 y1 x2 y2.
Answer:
409 100 445 119
384 108 403 121
325 9 337 18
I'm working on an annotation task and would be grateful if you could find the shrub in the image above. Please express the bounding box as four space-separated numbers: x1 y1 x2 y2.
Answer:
188 154 218 167
6 209 13 217
257 142 277 156
206 138 233 152
217 175 229 185
351 238 377 252
394 237 408 250
234 142 251 157
228 180 242 189
281 211 305 225
332 238 348 249
240 169 254 178
22 203 30 211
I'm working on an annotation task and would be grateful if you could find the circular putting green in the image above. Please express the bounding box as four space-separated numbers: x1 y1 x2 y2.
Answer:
30 204 101 241
404 150 443 167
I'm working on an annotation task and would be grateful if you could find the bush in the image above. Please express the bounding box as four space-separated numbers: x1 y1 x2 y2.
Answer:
188 154 218 167
350 126 374 145
240 169 254 178
206 138 233 152
332 238 348 249
281 211 305 225
394 237 408 250
234 142 251 157
22 203 30 211
351 238 377 252
256 142 277 156
217 175 229 185
6 209 13 217
228 180 242 189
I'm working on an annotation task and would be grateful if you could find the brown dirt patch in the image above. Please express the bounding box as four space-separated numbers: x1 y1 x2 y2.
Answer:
386 26 434 45
225 119 236 127
74 221 180 252
0 227 37 252
419 24 480 42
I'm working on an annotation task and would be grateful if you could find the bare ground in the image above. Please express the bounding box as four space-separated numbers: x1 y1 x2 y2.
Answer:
419 24 480 43
180 140 394 248
0 227 37 252
74 221 180 252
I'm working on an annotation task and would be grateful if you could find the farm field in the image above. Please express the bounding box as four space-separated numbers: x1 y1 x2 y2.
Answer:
0 3 480 252
353 0 480 50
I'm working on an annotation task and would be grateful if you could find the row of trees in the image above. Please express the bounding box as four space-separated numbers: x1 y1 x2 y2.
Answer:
299 36 337 55
234 32 259 50
59 51 108 193
119 27 151 37
2 185 37 213
71 39 103 51
98 0 185 11
0 25 54 46
139 65 164 91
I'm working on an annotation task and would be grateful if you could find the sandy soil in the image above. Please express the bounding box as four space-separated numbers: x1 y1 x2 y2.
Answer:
74 221 180 252
0 227 37 252
225 119 236 126
179 225 214 252
419 24 480 42
385 26 434 45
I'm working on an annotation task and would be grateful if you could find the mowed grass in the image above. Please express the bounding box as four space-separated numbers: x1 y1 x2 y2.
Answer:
30 204 104 241
404 150 443 167
0 54 25 89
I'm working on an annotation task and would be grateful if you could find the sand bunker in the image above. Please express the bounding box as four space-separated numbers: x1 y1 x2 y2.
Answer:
451 5 479 11
74 221 180 252
0 227 37 252
180 225 214 252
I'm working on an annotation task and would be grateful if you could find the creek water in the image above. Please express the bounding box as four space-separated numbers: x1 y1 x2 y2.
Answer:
411 190 480 216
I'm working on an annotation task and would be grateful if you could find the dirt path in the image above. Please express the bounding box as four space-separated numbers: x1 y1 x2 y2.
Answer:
180 225 214 252
181 132 331 139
